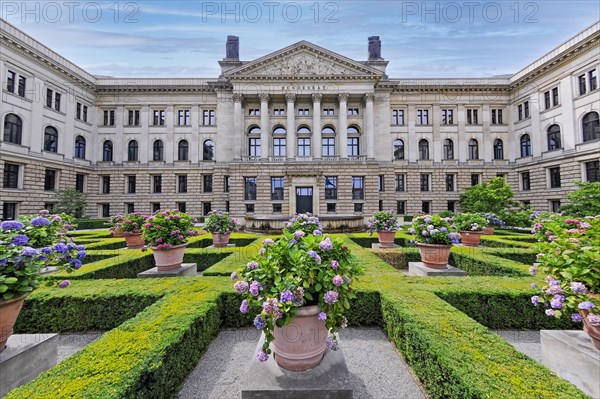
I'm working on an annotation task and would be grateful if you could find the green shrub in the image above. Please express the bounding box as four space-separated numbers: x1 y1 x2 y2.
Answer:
74 219 110 230
372 248 421 269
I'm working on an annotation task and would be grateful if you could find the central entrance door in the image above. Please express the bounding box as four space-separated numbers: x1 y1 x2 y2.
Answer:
295 187 313 214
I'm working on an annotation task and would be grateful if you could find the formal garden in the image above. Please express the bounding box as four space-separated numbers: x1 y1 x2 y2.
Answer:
1 180 599 398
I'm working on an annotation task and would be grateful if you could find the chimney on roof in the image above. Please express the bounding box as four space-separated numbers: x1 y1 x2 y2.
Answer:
226 36 239 61
368 36 382 61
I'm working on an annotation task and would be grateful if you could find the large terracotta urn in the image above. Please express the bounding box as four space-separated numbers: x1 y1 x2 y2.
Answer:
460 231 484 246
212 233 231 248
151 243 187 271
580 310 600 350
376 231 396 248
416 243 452 269
0 293 30 352
125 233 144 249
271 305 328 371
483 226 495 235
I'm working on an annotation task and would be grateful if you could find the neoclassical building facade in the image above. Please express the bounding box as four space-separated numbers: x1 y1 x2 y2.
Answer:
1 19 599 226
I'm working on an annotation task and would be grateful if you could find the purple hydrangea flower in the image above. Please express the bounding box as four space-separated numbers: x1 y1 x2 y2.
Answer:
263 238 274 246
530 283 537 289
234 281 249 294
315 255 322 265
77 251 86 260
332 275 343 286
343 276 351 284
257 350 269 362
1 220 24 230
30 216 51 227
529 266 538 276
331 260 339 270
262 297 279 314
319 238 334 251
280 290 294 303
550 298 563 309
531 296 540 306
570 282 588 294
253 315 267 330
408 228 415 234
546 285 563 295
259 248 265 255
324 290 339 305
240 300 249 314
21 247 37 257
545 309 555 317
11 235 29 246
422 231 428 236
293 230 305 240
325 335 339 351
250 281 260 296
247 261 258 270
571 313 583 323
70 259 83 269
440 227 448 233
75 245 85 251
40 247 52 254
578 301 596 310
58 280 71 289
231 272 239 281
318 312 327 321
53 243 69 254
313 230 322 236
307 250 318 259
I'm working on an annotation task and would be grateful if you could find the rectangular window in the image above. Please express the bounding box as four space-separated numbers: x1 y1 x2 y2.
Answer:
82 105 88 122
549 167 561 188
395 174 405 192
128 110 140 126
17 76 26 97
441 109 453 125
177 110 190 126
153 175 162 193
518 104 523 121
347 137 359 157
178 175 188 193
467 109 478 125
471 174 480 186
245 177 257 200
271 177 284 200
46 88 53 107
327 203 336 213
544 91 551 109
420 174 429 192
325 176 337 200
552 87 559 106
203 175 213 193
201 202 211 215
579 74 587 95
225 201 230 213
378 175 385 192
178 202 187 213
153 110 165 126
75 174 85 193
589 69 598 91
524 101 530 118
421 201 430 214
445 174 454 192
272 203 282 213
44 203 55 212
352 177 364 200
127 175 136 194
396 201 406 215
392 109 405 125
297 138 311 157
104 110 115 126
447 201 456 212
102 204 110 218
347 108 359 116
44 169 56 191
76 103 81 120
273 108 285 116
585 160 600 182
323 108 335 116
224 176 230 193
297 108 309 116
2 202 17 220
102 176 111 194
378 200 384 212
126 203 135 213
6 71 15 92
246 204 255 213
249 138 261 157
248 109 260 116
354 203 363 213
521 171 531 191
152 203 161 213
417 109 429 125
491 109 503 125
273 138 286 157
322 138 335 157
54 92 61 112
551 200 561 213
3 163 19 188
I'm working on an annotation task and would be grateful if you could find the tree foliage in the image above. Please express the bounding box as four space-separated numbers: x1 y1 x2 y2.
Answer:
560 181 600 217
458 177 515 214
55 188 87 218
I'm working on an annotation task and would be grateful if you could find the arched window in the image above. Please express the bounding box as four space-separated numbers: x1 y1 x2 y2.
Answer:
128 140 139 161
520 134 532 157
74 135 86 159
493 139 504 160
582 112 599 142
178 140 189 161
297 126 311 157
153 140 164 161
203 139 215 160
103 140 113 162
44 126 58 153
547 125 561 151
3 114 22 144
321 126 335 157
248 126 261 157
347 126 360 157
418 139 429 160
393 139 404 160
468 139 479 160
443 139 454 160
297 126 310 134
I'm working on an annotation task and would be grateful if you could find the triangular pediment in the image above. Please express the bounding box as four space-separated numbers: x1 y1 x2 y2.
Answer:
224 41 383 79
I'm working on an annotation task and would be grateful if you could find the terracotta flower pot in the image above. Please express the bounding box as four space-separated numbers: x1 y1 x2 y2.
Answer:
416 243 452 269
580 310 600 350
212 233 231 248
151 243 187 271
0 293 30 352
377 231 396 248
272 305 328 372
460 231 484 246
125 233 144 249
483 226 495 235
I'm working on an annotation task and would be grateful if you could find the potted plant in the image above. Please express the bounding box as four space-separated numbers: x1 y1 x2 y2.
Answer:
530 215 600 349
367 210 401 247
482 213 505 235
141 210 199 271
0 219 86 352
232 227 363 371
453 213 487 246
203 211 239 247
18 210 76 247
283 213 323 236
109 213 126 237
119 212 147 249
409 214 461 269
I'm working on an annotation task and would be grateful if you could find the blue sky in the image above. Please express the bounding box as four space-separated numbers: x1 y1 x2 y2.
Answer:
2 1 598 78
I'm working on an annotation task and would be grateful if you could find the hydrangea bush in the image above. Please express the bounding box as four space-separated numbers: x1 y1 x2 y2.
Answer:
232 228 363 362
530 215 600 325
452 213 487 232
283 213 323 236
18 210 76 247
117 212 147 236
409 214 460 245
203 211 239 234
367 210 401 235
0 220 87 300
482 213 506 228
109 213 126 235
141 210 199 249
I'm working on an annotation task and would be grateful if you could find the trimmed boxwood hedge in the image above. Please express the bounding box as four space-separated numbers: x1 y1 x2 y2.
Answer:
74 219 110 230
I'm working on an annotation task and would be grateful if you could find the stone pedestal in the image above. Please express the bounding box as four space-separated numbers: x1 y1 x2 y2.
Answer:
371 243 400 249
408 262 468 277
137 263 197 278
0 334 58 397
207 244 236 249
541 330 600 399
242 334 353 399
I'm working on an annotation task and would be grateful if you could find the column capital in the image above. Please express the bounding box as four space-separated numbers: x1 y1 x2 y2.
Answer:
312 93 322 103
232 93 243 103
338 93 349 102
258 93 270 102
285 93 296 103
364 93 375 102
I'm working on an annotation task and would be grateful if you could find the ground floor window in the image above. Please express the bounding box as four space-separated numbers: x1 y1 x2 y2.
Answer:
2 202 17 220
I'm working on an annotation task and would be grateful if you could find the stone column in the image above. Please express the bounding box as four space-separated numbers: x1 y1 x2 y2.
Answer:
364 93 375 159
259 93 270 159
233 93 243 160
338 93 348 158
286 93 296 159
312 93 322 159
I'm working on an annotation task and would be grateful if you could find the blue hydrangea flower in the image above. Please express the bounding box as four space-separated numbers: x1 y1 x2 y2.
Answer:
11 235 29 246
253 315 267 330
70 259 83 269
1 221 24 230
75 245 85 251
77 251 86 260
280 290 294 303
41 247 52 254
30 216 51 227
21 247 38 257
53 243 69 254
